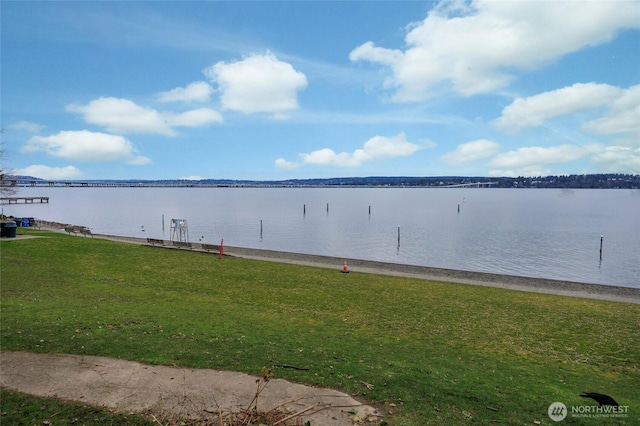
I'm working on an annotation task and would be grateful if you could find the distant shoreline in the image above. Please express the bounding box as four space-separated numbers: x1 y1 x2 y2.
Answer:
4 173 640 189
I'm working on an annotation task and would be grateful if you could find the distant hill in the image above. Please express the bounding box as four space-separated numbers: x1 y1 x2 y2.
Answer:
3 174 639 189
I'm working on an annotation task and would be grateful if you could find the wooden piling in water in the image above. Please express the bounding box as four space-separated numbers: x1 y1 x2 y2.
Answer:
600 235 603 260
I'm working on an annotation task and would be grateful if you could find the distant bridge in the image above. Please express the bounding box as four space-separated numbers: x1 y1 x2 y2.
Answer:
2 179 192 188
439 182 499 188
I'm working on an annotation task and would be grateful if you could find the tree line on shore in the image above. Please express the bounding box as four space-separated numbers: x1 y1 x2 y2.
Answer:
3 173 639 190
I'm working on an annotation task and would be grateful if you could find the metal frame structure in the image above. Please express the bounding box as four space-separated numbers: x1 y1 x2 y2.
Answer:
170 218 189 242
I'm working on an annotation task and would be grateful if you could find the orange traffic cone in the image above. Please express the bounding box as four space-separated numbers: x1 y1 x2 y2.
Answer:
342 259 349 273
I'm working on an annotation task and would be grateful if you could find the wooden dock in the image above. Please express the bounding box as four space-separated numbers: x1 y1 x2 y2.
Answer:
1 197 50 204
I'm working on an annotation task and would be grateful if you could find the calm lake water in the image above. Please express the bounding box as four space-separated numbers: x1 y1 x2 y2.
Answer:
5 187 640 287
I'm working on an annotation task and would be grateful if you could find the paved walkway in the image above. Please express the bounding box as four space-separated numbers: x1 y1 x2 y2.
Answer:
1 351 381 425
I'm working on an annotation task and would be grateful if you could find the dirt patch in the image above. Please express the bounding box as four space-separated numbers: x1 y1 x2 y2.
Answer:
0 351 382 425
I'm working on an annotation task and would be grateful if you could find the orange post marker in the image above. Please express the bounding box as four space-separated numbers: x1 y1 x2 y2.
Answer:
219 238 224 259
342 259 349 273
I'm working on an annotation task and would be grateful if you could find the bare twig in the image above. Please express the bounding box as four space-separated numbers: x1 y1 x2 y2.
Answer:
150 414 164 426
360 380 374 390
273 364 310 371
272 403 319 426
263 396 305 417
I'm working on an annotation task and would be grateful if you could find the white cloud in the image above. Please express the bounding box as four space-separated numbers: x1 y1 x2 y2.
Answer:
67 97 176 135
487 144 588 176
441 139 500 166
67 97 223 135
583 84 640 135
493 83 622 133
9 121 45 134
23 130 142 163
487 142 640 176
488 166 554 178
204 51 308 117
350 1 640 101
14 165 82 180
588 143 640 173
127 155 153 166
156 81 214 103
275 158 298 170
276 133 422 169
181 175 204 181
164 108 223 127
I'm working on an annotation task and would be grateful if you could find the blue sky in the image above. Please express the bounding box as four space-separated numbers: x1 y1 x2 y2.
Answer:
2 0 639 181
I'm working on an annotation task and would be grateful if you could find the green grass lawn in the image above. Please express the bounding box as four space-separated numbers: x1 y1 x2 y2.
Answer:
1 229 638 425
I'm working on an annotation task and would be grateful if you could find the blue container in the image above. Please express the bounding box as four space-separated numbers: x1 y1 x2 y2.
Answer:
22 218 30 227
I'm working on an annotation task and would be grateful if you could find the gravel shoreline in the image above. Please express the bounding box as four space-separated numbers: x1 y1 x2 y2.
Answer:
223 246 640 304
86 233 639 304
13 227 639 304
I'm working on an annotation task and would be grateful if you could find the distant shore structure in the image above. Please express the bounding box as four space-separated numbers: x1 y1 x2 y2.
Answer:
3 179 498 189
1 174 637 189
1 196 49 204
170 219 189 242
